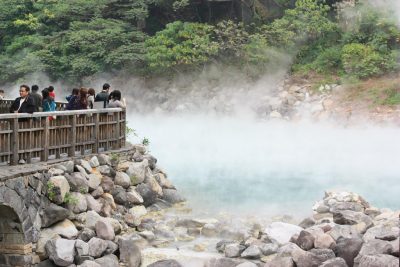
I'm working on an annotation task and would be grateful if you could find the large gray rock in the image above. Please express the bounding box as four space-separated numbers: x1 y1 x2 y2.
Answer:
65 172 89 193
320 257 348 267
37 229 60 260
335 237 363 267
89 156 100 168
88 237 108 258
127 188 144 205
97 165 112 176
147 259 183 267
162 189 185 204
50 219 79 239
97 154 111 166
87 174 101 192
356 239 393 258
259 242 279 256
264 222 303 245
126 160 148 185
236 262 258 267
110 186 127 205
80 261 101 267
45 238 76 266
333 210 373 230
363 224 399 242
264 257 295 267
154 173 174 189
354 254 398 267
314 233 335 249
48 176 70 204
115 171 131 189
309 248 335 263
78 159 93 174
390 238 399 257
66 192 87 214
118 235 141 267
296 230 315 251
105 240 118 255
95 220 115 241
85 194 102 213
94 254 119 267
224 243 242 258
136 183 158 207
78 228 96 242
241 245 261 259
328 225 361 241
40 201 69 228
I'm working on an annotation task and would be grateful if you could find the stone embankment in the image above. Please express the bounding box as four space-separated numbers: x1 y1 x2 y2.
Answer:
0 145 185 267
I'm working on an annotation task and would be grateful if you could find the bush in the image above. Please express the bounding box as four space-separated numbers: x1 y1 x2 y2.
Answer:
311 45 343 73
342 43 397 78
145 21 219 73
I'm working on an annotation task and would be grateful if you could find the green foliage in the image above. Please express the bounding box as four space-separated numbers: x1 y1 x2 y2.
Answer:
145 21 219 72
64 192 79 205
126 125 137 137
342 43 397 78
142 137 150 146
46 181 56 201
213 21 249 57
380 88 400 106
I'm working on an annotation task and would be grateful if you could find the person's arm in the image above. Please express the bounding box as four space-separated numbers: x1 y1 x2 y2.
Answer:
9 98 18 113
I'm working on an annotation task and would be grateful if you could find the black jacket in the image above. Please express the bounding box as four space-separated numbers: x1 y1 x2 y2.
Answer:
31 92 43 112
9 95 36 114
94 91 109 108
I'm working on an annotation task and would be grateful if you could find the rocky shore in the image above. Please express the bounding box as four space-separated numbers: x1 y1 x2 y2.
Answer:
2 144 398 267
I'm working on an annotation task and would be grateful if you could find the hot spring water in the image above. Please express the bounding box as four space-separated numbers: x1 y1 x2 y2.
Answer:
128 113 400 219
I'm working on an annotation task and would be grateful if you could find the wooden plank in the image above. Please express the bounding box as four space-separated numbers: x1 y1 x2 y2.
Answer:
41 117 49 162
94 113 99 154
69 115 77 157
11 118 19 165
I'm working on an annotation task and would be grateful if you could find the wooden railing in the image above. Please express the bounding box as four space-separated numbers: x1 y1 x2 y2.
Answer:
0 108 126 166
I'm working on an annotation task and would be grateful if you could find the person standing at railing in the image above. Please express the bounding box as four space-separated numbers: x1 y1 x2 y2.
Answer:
9 85 35 114
95 83 110 108
66 87 88 110
42 88 56 120
31 85 43 112
107 90 126 109
88 88 96 109
0 89 4 100
66 88 79 102
48 85 56 100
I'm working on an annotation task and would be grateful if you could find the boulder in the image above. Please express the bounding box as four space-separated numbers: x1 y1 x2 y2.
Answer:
80 261 101 267
264 257 295 267
91 187 104 198
66 192 87 213
100 176 114 192
390 238 399 257
356 239 393 257
314 233 335 249
87 174 101 192
60 161 74 173
328 225 361 241
75 239 90 263
259 242 279 256
65 172 89 193
126 160 148 185
37 229 60 260
118 235 142 267
94 254 119 267
309 248 335 263
320 257 348 267
126 188 144 205
333 210 373 230
84 211 102 230
48 176 70 204
296 230 315 251
88 237 108 258
162 189 186 204
78 228 96 242
154 173 174 189
78 159 93 173
97 165 112 176
97 154 111 166
147 259 183 267
89 156 100 168
241 245 261 259
264 222 303 245
236 262 258 267
354 254 398 267
363 224 399 242
136 183 158 207
50 219 79 239
95 220 115 241
335 237 363 267
105 240 118 254
145 172 163 197
45 238 76 266
85 194 102 213
40 201 69 228
114 172 131 189
224 243 243 258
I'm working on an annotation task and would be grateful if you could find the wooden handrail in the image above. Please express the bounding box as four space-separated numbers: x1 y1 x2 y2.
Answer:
0 108 126 166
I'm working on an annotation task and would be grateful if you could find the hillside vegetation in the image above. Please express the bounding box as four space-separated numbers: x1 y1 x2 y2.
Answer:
0 0 400 85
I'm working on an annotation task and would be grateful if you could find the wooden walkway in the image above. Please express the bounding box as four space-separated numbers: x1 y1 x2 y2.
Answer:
0 102 126 166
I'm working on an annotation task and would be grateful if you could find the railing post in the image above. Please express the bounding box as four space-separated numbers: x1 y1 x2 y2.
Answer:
94 113 99 154
69 114 76 157
10 118 19 165
116 111 121 149
41 116 49 162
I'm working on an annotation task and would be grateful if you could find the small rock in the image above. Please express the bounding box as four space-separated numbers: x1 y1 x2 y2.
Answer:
335 237 363 267
50 219 79 239
88 237 108 258
264 256 295 267
87 174 101 192
95 220 115 241
114 172 131 189
314 233 335 249
45 238 76 266
89 156 100 168
147 259 182 267
97 154 111 166
94 254 119 267
224 243 242 258
320 257 348 267
241 245 261 259
48 176 70 204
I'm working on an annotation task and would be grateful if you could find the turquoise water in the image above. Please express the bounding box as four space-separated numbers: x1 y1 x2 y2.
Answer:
128 113 400 217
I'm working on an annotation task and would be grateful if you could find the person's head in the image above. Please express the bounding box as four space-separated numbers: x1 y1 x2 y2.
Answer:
88 88 95 96
32 85 39 92
48 86 54 92
111 90 121 101
103 83 110 92
0 89 4 96
42 89 50 99
19 85 30 98
79 87 88 98
72 88 79 96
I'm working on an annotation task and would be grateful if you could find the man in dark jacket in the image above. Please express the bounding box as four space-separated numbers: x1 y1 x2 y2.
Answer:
31 84 43 112
9 85 36 114
94 83 110 108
